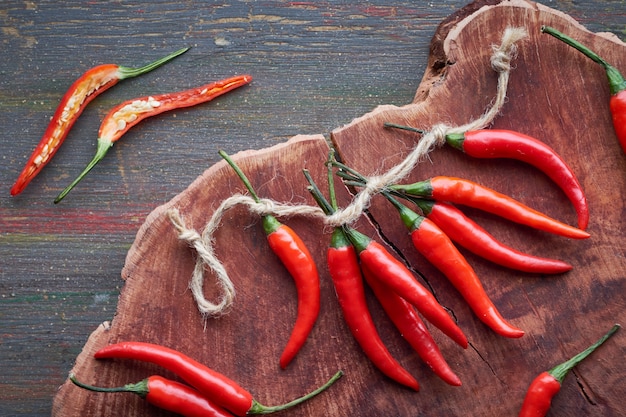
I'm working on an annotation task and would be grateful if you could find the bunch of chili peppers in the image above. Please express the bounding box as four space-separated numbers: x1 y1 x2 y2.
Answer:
302 159 465 389
70 341 342 417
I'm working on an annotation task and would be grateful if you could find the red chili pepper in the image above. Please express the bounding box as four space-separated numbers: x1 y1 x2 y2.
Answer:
327 228 420 390
361 263 461 386
385 123 589 230
10 47 189 196
386 194 524 338
518 324 620 417
220 150 320 369
413 199 572 274
70 374 234 417
94 341 343 416
53 74 252 203
391 176 590 240
343 227 469 349
541 26 626 154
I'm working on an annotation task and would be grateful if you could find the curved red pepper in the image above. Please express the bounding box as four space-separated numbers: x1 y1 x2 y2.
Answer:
70 374 234 417
327 228 419 390
390 197 524 338
10 47 189 196
391 176 590 240
541 26 626 154
94 342 342 416
220 151 320 369
344 227 468 349
263 216 321 370
54 75 252 203
447 129 588 230
415 199 572 274
518 324 619 417
362 264 461 386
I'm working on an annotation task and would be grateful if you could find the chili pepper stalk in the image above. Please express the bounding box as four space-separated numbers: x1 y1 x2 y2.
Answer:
384 122 589 230
53 74 252 203
219 150 320 370
10 47 189 196
94 342 342 416
518 324 620 417
541 26 626 153
70 374 234 417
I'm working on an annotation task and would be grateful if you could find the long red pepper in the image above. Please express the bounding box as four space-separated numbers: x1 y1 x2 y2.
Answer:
387 194 524 338
94 342 343 416
53 74 252 203
391 176 590 240
413 199 572 274
343 227 468 349
220 150 320 370
518 324 620 417
70 374 234 417
10 47 189 196
327 228 420 390
385 123 589 230
361 264 462 386
541 26 626 154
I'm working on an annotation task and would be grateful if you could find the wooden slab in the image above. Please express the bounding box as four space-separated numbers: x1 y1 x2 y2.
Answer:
53 1 626 416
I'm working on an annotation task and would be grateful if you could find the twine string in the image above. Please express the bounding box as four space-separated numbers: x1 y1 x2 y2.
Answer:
167 27 527 318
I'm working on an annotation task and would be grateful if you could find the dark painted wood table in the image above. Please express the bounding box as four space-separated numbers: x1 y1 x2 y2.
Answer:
1 1 624 416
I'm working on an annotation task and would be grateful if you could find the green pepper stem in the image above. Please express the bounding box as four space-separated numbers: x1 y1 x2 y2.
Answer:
248 370 343 414
54 138 112 204
219 150 261 203
69 374 149 398
383 122 426 135
117 47 190 79
548 324 620 383
541 26 626 95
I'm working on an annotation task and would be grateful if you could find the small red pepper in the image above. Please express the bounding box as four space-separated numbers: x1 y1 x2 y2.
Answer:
413 199 572 274
518 324 620 417
70 374 234 417
220 150 320 370
343 227 469 349
391 176 590 240
94 341 343 416
387 194 524 338
53 74 252 203
327 228 420 390
541 26 626 154
361 264 461 386
384 123 589 230
10 47 189 196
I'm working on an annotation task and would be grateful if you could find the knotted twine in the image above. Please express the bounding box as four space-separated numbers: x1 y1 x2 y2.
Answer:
167 27 527 319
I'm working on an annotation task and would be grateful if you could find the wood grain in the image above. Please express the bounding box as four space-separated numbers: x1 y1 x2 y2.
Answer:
49 1 626 416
